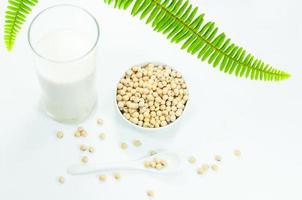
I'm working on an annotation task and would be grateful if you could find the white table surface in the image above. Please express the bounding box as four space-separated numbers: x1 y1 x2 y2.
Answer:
1 0 302 199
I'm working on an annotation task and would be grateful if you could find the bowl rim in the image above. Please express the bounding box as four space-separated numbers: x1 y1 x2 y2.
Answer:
114 62 190 132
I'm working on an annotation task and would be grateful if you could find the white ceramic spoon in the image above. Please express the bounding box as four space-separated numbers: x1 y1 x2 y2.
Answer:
67 151 183 175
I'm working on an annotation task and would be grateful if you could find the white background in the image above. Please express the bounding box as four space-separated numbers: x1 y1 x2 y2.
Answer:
1 0 302 199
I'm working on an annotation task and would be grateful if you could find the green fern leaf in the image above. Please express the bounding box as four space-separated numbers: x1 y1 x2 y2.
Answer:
4 0 38 51
104 0 291 81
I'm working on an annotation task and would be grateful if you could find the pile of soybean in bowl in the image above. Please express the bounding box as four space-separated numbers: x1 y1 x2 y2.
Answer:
116 63 189 129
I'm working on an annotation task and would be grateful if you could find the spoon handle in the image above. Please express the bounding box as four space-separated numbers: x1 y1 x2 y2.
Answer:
67 161 142 175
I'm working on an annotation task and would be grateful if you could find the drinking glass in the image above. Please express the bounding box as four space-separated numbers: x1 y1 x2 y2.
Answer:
28 4 100 123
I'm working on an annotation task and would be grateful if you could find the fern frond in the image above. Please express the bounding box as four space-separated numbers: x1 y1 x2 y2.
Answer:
104 0 291 81
4 0 38 51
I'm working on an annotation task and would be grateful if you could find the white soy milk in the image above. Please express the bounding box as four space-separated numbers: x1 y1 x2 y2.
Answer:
35 30 97 122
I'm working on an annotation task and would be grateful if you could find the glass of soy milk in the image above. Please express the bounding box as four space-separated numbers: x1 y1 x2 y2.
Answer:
28 4 100 123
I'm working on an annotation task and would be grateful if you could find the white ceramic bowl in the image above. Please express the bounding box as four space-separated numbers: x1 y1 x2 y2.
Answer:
115 62 189 132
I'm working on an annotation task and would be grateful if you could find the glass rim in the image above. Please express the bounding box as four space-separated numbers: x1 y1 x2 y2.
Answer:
28 4 100 64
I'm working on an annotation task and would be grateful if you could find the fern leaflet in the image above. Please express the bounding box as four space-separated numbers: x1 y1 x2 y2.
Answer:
104 0 290 81
4 0 38 51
